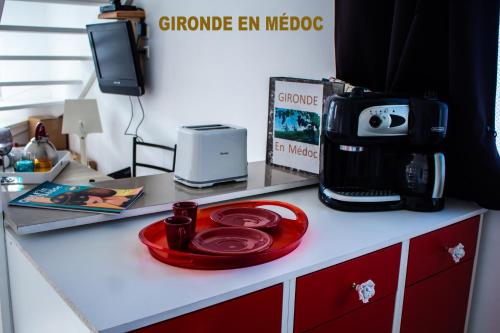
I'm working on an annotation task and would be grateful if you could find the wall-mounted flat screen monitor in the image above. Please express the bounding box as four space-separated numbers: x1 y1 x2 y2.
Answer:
87 21 144 96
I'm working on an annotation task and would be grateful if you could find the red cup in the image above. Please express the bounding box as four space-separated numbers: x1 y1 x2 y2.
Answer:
164 216 193 251
173 201 198 234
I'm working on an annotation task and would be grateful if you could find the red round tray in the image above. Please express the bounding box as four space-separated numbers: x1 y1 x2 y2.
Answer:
139 200 308 270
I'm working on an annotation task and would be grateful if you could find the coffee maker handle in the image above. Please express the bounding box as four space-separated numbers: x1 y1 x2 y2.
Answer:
432 153 445 199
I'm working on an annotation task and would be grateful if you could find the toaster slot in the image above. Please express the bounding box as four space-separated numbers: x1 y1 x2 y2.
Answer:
184 124 224 129
195 126 232 131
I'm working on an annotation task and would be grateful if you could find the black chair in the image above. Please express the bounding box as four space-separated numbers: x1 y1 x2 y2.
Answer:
132 136 176 177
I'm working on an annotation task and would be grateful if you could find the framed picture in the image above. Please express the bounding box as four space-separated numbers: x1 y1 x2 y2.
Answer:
266 77 345 174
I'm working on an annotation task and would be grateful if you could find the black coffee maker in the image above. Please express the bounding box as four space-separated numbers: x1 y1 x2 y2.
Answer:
319 88 448 212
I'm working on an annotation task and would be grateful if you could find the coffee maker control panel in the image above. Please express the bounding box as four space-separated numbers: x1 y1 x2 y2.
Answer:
357 105 409 137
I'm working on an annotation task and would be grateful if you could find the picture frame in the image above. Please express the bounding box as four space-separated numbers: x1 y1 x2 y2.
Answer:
266 77 345 174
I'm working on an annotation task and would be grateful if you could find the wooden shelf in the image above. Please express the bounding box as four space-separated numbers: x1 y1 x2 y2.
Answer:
98 10 145 20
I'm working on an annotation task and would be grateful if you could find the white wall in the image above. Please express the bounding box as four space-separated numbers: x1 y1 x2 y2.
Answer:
468 210 500 332
78 0 335 175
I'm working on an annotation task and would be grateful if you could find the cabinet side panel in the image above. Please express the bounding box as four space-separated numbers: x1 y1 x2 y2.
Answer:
6 235 92 333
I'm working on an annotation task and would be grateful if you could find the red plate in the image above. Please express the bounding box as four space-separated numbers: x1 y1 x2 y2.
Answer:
210 207 281 230
191 227 273 255
139 200 308 270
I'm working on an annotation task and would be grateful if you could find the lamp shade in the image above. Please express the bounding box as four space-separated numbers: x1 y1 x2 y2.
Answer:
62 99 102 137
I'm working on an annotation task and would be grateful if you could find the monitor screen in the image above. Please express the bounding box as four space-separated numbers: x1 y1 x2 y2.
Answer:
87 21 144 96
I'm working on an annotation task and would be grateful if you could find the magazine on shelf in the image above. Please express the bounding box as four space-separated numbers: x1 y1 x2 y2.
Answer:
9 181 144 214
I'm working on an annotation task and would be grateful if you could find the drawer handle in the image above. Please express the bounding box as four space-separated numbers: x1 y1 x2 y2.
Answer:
352 279 376 304
447 243 465 263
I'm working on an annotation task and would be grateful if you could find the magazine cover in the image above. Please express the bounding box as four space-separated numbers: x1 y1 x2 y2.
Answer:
266 77 345 174
9 181 144 214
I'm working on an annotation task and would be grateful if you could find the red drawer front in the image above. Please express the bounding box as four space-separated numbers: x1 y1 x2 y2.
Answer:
406 216 479 285
401 259 474 333
294 244 401 333
308 295 396 333
133 284 282 333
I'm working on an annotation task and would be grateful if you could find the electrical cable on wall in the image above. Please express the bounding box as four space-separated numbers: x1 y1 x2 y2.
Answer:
136 96 145 141
124 96 145 142
124 96 135 137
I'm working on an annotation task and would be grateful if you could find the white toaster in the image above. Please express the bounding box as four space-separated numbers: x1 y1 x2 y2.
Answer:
174 124 248 188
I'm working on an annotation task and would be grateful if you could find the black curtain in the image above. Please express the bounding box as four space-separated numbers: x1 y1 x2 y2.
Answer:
335 0 500 209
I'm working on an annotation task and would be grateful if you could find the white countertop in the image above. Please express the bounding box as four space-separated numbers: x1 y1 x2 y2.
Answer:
6 187 486 333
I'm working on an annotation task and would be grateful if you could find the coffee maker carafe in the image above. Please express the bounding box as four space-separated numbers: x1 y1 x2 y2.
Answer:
319 88 448 212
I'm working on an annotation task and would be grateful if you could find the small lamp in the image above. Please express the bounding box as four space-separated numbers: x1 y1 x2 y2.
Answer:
62 99 102 167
